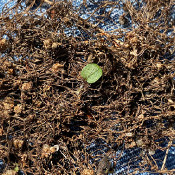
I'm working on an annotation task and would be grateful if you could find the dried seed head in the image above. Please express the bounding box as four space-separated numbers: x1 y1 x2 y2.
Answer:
2 170 16 175
136 139 144 147
156 62 163 69
14 104 22 114
3 102 14 111
2 110 10 119
41 144 51 158
137 114 144 119
27 114 34 121
148 149 155 155
0 38 10 52
21 154 28 166
87 54 95 63
52 42 61 49
3 97 14 111
13 139 24 149
7 68 14 75
3 60 12 67
125 132 133 137
43 39 52 49
0 128 3 136
130 36 138 43
125 141 136 148
82 169 95 175
21 82 33 91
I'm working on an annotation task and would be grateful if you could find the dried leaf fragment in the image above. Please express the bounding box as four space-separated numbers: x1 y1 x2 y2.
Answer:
97 155 111 175
51 63 64 73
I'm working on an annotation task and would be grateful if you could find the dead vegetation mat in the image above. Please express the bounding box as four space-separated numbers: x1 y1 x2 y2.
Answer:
0 0 175 174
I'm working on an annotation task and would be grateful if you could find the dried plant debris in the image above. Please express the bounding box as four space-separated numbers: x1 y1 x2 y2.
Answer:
0 0 175 174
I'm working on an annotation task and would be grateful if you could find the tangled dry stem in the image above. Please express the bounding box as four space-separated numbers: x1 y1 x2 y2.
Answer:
0 0 174 174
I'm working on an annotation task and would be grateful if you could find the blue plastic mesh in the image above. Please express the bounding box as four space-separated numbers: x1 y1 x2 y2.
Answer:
0 0 174 174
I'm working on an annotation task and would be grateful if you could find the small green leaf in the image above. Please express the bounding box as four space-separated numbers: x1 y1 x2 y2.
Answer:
81 63 103 83
14 163 19 172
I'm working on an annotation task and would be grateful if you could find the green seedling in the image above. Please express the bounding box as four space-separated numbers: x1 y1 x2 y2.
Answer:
14 163 19 172
80 63 103 84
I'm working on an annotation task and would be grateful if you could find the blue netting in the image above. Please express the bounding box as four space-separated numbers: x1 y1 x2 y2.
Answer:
0 0 174 174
